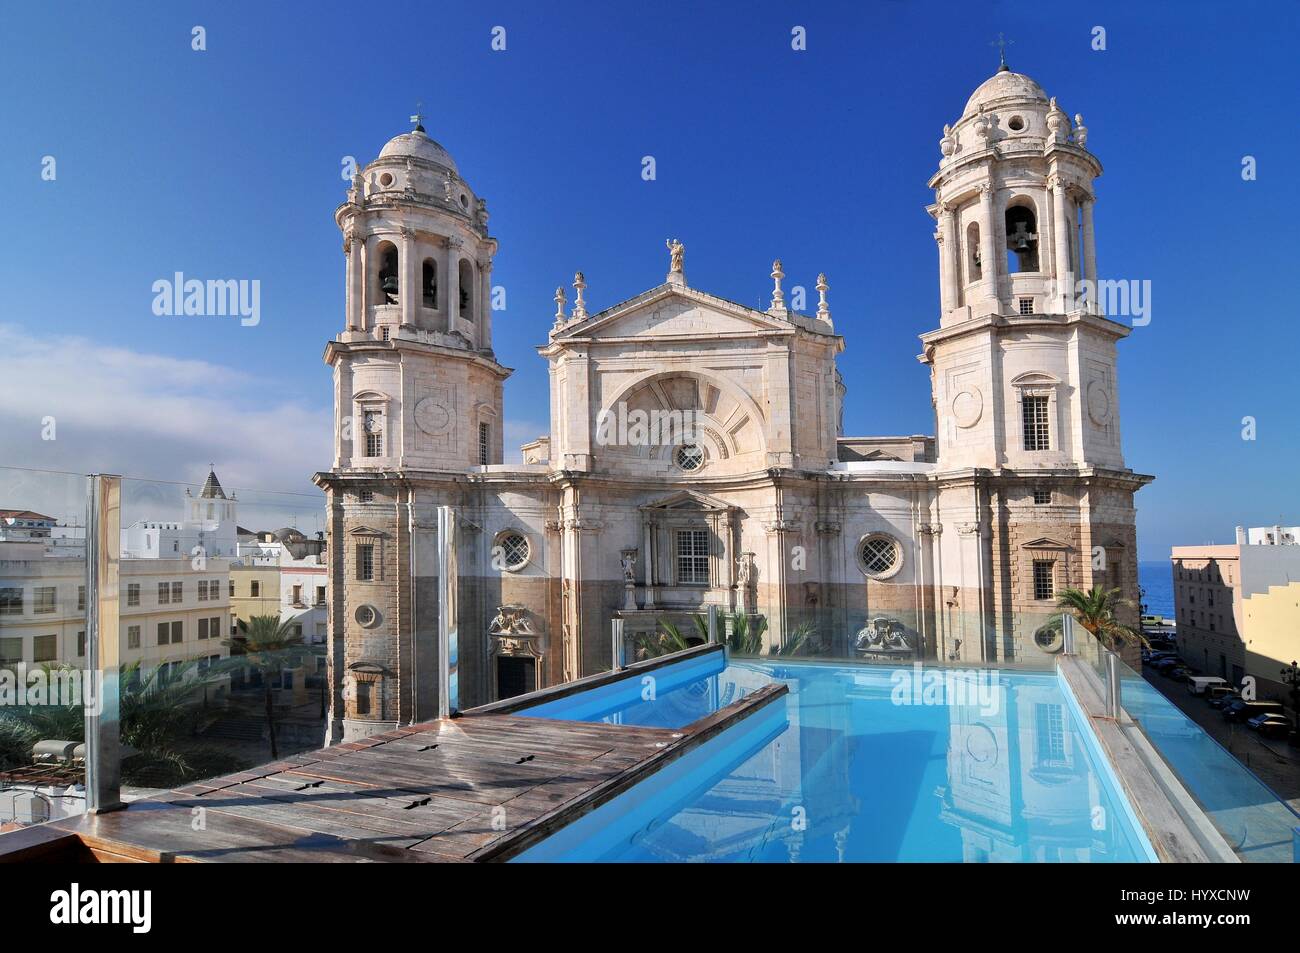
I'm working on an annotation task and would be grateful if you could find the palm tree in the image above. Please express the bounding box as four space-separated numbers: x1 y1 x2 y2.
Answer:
223 615 305 759
1050 586 1145 652
725 611 768 656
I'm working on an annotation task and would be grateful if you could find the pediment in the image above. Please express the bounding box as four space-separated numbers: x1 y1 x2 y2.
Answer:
555 285 794 342
347 525 390 538
639 488 735 513
1020 536 1072 551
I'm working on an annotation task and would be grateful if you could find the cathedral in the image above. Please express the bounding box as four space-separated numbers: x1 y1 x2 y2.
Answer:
314 63 1152 743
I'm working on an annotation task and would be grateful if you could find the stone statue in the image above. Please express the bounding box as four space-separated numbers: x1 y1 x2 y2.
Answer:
1073 113 1088 148
737 553 753 587
621 550 637 583
665 238 685 274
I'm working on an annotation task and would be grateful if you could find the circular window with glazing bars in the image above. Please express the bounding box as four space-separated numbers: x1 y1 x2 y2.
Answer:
497 531 530 572
857 534 902 579
675 444 704 472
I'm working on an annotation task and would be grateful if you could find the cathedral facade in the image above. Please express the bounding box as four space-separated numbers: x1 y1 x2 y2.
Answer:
315 65 1152 743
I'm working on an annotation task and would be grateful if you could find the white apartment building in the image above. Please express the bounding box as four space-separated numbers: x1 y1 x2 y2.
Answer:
1171 524 1300 700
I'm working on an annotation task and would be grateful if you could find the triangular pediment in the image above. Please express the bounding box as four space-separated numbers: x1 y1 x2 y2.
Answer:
1021 536 1072 551
554 284 796 342
639 488 735 513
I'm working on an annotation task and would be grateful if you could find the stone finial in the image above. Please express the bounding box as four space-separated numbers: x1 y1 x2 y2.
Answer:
769 259 786 311
939 123 955 159
572 271 587 320
816 273 831 323
665 238 685 286
1046 97 1067 144
973 104 992 145
1073 113 1088 148
553 286 567 328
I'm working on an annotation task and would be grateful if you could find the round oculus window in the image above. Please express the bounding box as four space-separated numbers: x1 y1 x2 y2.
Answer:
1007 115 1025 131
858 535 901 578
497 532 530 571
379 172 395 187
675 444 704 471
354 604 380 628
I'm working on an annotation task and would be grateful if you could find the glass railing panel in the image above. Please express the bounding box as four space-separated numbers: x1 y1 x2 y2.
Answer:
0 466 89 829
1085 630 1299 862
115 475 328 792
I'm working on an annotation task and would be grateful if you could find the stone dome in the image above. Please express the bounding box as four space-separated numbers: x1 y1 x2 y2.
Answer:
962 67 1048 118
377 128 458 173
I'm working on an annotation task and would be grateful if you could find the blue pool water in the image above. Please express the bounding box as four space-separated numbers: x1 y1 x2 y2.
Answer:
517 654 1156 862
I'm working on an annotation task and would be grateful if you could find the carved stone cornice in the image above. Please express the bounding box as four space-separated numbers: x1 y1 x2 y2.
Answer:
919 523 942 536
815 520 841 536
764 519 801 535
564 518 604 533
956 521 981 537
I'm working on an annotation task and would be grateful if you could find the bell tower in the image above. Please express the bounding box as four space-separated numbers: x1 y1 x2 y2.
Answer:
921 62 1126 473
918 60 1152 664
327 114 509 472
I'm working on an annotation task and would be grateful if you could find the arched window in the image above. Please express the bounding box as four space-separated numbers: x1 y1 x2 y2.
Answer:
377 241 399 304
458 259 473 318
422 259 437 308
1005 202 1040 273
965 222 982 283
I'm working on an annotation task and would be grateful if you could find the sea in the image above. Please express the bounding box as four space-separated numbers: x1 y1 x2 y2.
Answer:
1138 560 1174 619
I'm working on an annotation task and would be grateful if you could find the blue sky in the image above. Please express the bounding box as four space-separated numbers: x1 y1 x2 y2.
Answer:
2 0 1298 558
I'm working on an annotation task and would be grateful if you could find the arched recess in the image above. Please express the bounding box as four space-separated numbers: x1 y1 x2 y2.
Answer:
376 241 399 304
1004 196 1041 273
458 259 474 319
965 221 982 284
598 369 768 462
422 259 438 309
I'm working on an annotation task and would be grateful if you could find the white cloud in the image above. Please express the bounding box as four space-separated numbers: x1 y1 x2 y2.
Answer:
0 324 330 524
503 418 547 463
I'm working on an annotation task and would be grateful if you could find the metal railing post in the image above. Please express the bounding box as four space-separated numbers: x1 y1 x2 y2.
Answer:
1105 651 1123 719
436 505 458 719
84 474 123 813
707 604 718 645
1061 613 1076 655
611 618 625 671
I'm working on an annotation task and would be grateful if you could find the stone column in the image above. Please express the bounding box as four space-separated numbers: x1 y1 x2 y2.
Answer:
361 236 377 329
399 227 416 328
345 231 363 330
979 183 1000 312
445 236 462 334
478 257 493 351
936 204 957 314
1081 197 1098 314
1050 175 1073 312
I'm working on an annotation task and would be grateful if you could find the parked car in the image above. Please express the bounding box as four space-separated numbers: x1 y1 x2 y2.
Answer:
1246 713 1292 738
1153 657 1185 674
1187 675 1228 696
1144 651 1178 666
1207 688 1241 708
1223 699 1285 723
1165 665 1193 682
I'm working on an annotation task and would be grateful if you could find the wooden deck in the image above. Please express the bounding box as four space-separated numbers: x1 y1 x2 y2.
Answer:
2 662 787 863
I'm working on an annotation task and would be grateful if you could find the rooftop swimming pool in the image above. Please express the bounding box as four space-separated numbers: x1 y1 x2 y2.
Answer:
514 651 1156 862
